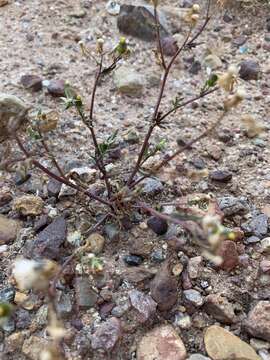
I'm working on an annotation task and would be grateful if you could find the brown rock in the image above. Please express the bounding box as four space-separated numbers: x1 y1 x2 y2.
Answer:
204 293 236 324
12 195 44 216
90 317 122 351
150 262 178 311
47 79 65 96
217 240 239 271
129 289 157 323
22 336 50 360
20 75 42 91
245 301 270 342
205 325 260 360
137 325 187 360
86 233 105 255
0 215 21 245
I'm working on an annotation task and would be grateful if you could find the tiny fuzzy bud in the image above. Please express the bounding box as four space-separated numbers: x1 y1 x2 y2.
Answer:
227 232 236 241
241 114 265 138
119 36 126 45
96 38 104 54
192 4 200 13
224 88 246 111
218 65 238 92
191 13 199 23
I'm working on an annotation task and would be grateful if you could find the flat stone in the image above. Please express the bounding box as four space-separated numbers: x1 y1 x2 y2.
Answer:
142 178 164 196
90 317 122 351
204 325 260 360
239 59 260 81
218 196 250 216
188 355 210 360
75 277 98 309
47 178 62 198
245 301 270 342
20 74 42 91
137 325 186 360
204 293 236 324
183 289 204 307
114 66 145 97
0 93 30 142
129 289 157 323
117 4 169 42
0 215 21 245
27 216 67 259
147 216 168 235
187 256 203 279
12 195 44 216
210 170 232 182
0 287 15 303
241 214 269 239
217 240 239 271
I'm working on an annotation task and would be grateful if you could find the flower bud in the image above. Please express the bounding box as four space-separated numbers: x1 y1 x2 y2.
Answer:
96 38 104 54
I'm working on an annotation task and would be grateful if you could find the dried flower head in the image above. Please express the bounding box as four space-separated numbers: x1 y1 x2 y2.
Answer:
184 3 200 26
13 258 59 292
96 38 105 54
223 88 246 111
218 65 238 92
241 114 265 138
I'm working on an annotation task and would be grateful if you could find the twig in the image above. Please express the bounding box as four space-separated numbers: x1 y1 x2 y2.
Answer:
131 110 227 188
39 135 66 179
15 134 112 207
154 4 166 70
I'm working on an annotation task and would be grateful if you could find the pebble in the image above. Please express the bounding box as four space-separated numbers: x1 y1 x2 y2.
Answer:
245 236 261 244
0 215 21 245
260 260 270 273
124 254 143 266
187 256 203 279
27 215 67 259
261 237 270 254
104 223 120 242
137 325 186 360
22 336 50 360
0 93 30 142
250 338 270 351
188 355 211 360
0 287 15 303
147 216 168 235
245 301 270 342
204 325 260 360
47 178 62 198
20 74 42 91
241 214 269 239
150 263 178 311
141 177 164 196
217 240 239 271
47 79 65 96
183 289 204 307
129 289 157 323
86 233 105 254
75 277 98 309
114 66 145 97
218 196 250 216
106 0 120 15
90 317 122 351
174 312 192 329
160 36 179 56
210 170 232 182
117 4 169 42
12 195 44 216
239 59 260 81
204 293 236 324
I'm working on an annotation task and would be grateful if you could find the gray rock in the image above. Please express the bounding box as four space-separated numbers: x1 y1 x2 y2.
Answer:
188 355 211 360
210 170 232 182
0 215 21 245
47 178 62 198
114 66 145 97
141 177 164 196
20 75 42 92
0 287 15 303
56 292 73 318
90 317 122 351
218 196 250 216
0 93 29 143
129 289 157 323
47 79 65 96
27 216 67 259
239 59 260 81
117 4 169 41
245 301 270 341
241 214 269 239
204 293 236 324
104 223 120 242
75 277 98 309
188 256 203 280
245 236 261 244
261 237 270 254
183 289 204 307
147 216 168 235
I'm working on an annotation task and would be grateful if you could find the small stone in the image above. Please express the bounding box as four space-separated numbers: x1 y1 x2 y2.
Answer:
250 338 270 351
204 325 260 360
191 157 206 169
241 214 269 239
217 240 239 271
106 0 120 15
117 5 169 42
47 79 65 96
189 60 202 75
188 256 203 279
56 292 73 318
5 331 25 353
245 301 270 342
28 216 67 259
218 196 250 216
161 36 179 56
141 177 164 196
75 277 98 309
22 336 50 360
210 170 232 182
104 223 120 242
260 260 270 273
0 93 30 142
129 289 157 323
188 355 211 360
174 312 192 329
137 325 186 360
124 254 143 266
0 215 21 245
12 195 44 216
233 35 247 47
114 66 145 96
239 59 260 81
204 293 236 324
0 287 15 303
20 75 42 91
183 289 204 307
86 233 105 254
59 183 77 198
261 237 270 254
245 236 261 244
150 262 178 311
90 317 122 351
147 216 168 235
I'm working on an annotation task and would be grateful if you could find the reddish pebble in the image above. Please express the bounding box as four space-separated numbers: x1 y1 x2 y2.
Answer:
217 240 239 271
